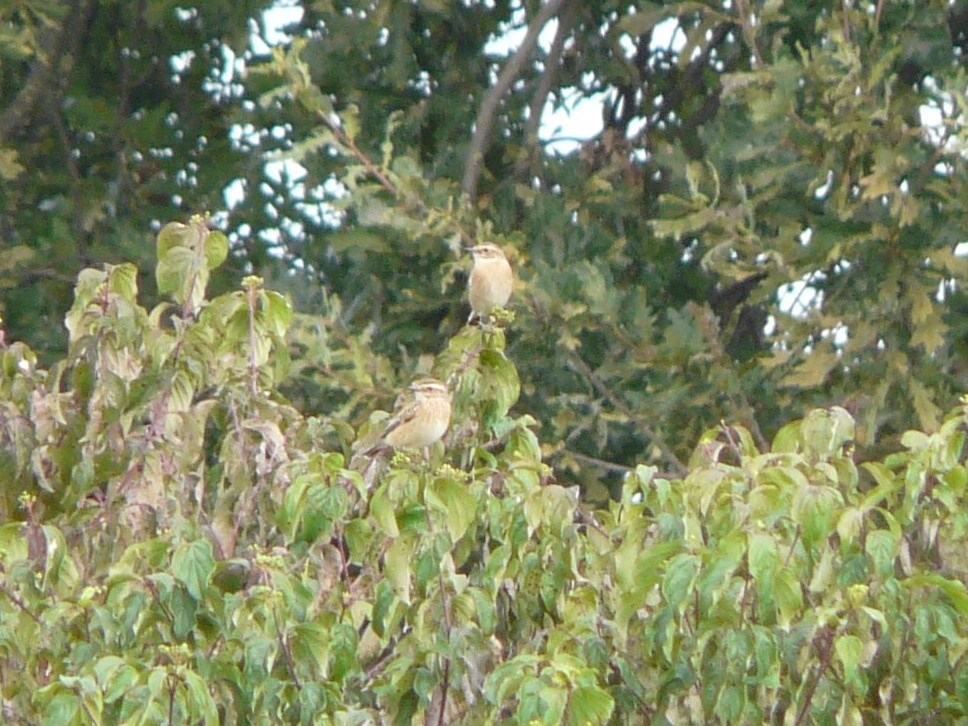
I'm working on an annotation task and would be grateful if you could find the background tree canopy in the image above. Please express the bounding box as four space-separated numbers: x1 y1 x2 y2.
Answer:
0 0 968 484
5 1 968 723
5 0 968 492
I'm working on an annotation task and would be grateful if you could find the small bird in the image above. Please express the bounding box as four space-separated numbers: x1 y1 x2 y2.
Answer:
344 379 452 496
468 243 513 323
378 378 452 451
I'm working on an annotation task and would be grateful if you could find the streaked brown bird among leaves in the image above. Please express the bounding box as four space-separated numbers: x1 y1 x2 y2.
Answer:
378 378 452 451
468 243 513 323
350 378 453 492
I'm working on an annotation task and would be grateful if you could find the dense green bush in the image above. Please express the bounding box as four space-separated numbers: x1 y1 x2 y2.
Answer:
2 220 968 724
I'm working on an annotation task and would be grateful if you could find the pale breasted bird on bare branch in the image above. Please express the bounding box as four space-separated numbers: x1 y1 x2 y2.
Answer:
467 243 513 324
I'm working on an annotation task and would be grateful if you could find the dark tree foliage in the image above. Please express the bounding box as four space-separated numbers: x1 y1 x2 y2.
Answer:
4 0 968 483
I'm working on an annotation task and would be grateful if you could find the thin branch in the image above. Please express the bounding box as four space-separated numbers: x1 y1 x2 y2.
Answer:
46 102 89 264
558 448 633 475
514 0 579 180
433 653 451 726
316 110 475 248
793 626 836 726
566 349 687 477
246 281 260 396
560 447 688 487
319 113 403 201
732 0 765 67
0 584 43 625
462 0 569 203
277 616 302 689
690 302 769 452
874 0 886 31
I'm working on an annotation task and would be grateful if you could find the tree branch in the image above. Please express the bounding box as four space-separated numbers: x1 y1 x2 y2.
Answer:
513 0 579 181
462 0 568 204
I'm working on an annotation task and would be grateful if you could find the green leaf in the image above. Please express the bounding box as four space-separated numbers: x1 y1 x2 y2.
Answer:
524 484 577 535
661 553 701 610
291 622 329 674
261 290 293 337
714 684 744 722
774 568 803 627
370 484 400 537
792 485 842 549
171 539 214 601
97 658 139 704
182 670 219 725
536 685 567 724
477 347 520 425
567 685 614 725
156 246 199 302
834 634 866 695
212 560 251 593
779 345 839 389
801 407 855 460
385 533 415 604
865 529 897 577
905 574 968 617
170 581 198 639
203 230 229 270
425 475 476 542
748 532 778 584
38 690 80 726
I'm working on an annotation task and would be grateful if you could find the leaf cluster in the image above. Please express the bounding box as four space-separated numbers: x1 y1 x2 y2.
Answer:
3 222 968 723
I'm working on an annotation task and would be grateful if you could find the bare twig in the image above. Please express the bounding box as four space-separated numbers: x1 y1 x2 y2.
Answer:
46 104 89 264
433 656 451 726
793 626 836 726
462 0 569 203
559 448 633 474
246 281 260 396
277 614 302 689
560 446 687 488
873 0 886 31
316 110 475 248
690 302 769 452
732 0 765 67
318 112 404 200
720 423 747 464
0 584 42 625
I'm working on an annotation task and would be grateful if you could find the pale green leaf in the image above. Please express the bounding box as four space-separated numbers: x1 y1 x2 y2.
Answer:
385 533 414 603
370 484 400 537
567 685 615 725
775 568 803 628
425 476 476 542
171 539 214 601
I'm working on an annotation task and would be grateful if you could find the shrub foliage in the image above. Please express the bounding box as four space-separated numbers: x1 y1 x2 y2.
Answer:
2 221 968 724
